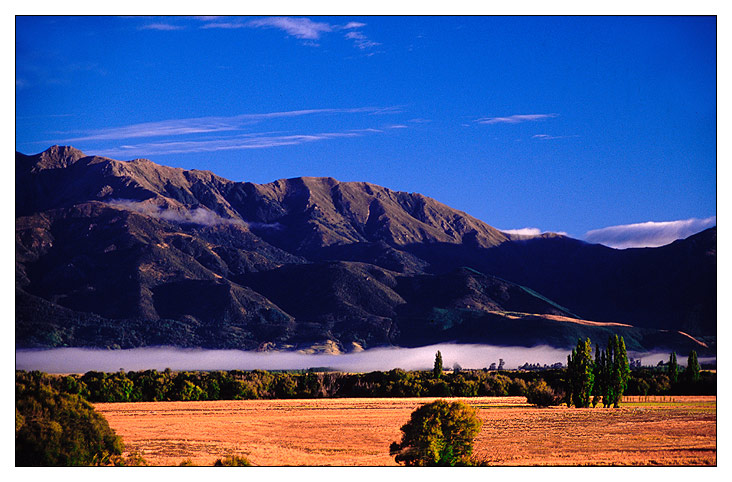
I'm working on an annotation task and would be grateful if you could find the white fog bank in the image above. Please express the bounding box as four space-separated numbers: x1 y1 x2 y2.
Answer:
15 344 712 374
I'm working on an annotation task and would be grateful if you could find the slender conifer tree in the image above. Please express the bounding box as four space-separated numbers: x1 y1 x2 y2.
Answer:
604 335 631 408
592 343 603 407
668 352 678 384
567 338 594 408
686 350 700 383
433 351 443 379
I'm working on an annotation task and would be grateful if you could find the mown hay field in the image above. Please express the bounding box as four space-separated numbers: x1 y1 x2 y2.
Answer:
95 395 716 466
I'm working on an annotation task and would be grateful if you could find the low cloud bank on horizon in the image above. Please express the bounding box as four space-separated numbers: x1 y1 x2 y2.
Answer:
15 344 700 374
500 227 569 237
501 217 715 249
584 217 716 249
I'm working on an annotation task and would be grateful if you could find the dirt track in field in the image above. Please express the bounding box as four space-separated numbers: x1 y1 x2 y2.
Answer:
95 395 716 466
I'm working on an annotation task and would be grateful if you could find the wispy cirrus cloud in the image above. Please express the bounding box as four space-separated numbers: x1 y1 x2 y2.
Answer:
96 130 373 157
200 22 246 30
139 23 184 31
245 17 333 39
584 217 716 249
65 107 396 142
201 17 379 50
344 30 381 50
477 114 559 125
532 134 578 140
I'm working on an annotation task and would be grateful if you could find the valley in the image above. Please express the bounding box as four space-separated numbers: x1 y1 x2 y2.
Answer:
95 396 717 466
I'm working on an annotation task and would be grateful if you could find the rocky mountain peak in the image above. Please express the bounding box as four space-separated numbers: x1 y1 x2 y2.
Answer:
30 145 87 171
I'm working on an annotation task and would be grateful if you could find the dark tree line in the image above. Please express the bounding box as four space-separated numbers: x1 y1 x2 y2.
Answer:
38 368 541 402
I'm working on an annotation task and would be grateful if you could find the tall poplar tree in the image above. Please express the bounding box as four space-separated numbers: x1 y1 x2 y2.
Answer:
433 351 443 379
566 338 594 408
686 350 700 383
668 352 678 384
605 335 630 408
592 343 603 407
601 338 614 407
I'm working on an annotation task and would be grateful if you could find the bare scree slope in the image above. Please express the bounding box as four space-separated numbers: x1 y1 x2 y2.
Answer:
16 146 716 354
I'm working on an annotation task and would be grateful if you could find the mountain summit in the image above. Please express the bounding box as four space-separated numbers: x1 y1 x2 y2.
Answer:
16 146 716 354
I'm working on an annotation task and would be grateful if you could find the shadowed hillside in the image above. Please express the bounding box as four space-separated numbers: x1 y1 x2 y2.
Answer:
15 146 716 354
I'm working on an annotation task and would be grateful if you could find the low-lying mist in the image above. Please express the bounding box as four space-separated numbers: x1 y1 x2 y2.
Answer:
15 344 709 374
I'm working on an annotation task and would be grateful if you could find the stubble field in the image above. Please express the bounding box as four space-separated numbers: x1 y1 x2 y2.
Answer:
95 395 716 466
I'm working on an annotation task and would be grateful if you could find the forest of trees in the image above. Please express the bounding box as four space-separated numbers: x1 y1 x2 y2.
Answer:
16 349 714 405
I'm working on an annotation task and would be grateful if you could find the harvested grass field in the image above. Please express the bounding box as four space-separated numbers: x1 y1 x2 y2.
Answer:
95 395 716 466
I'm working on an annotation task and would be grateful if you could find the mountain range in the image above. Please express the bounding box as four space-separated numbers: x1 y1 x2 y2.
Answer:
15 146 716 355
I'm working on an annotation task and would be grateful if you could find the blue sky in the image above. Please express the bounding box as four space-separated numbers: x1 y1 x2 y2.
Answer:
15 15 717 246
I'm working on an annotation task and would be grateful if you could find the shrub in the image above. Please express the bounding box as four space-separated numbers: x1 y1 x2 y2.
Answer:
389 400 483 466
525 379 562 407
15 371 124 466
213 455 252 466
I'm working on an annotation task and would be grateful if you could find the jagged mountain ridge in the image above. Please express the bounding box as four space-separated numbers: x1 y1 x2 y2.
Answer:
15 146 715 354
16 145 510 251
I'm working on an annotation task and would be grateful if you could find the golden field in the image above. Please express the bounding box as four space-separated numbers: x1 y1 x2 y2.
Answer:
94 395 716 466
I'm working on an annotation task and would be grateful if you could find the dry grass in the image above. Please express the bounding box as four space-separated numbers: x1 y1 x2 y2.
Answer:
94 395 716 467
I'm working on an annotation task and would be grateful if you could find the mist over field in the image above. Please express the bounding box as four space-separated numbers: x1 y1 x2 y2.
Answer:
15 344 707 374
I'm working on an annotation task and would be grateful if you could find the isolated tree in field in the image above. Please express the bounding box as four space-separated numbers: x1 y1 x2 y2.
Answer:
566 338 594 407
686 350 700 383
433 351 443 379
389 400 483 466
668 352 679 384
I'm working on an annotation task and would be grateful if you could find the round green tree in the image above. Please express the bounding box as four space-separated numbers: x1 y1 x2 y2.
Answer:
389 399 483 466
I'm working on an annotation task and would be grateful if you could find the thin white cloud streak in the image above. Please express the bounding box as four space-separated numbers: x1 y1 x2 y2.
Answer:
106 199 284 230
16 344 712 373
477 114 559 125
532 134 578 140
98 131 367 157
584 217 716 249
65 107 394 142
140 23 184 31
